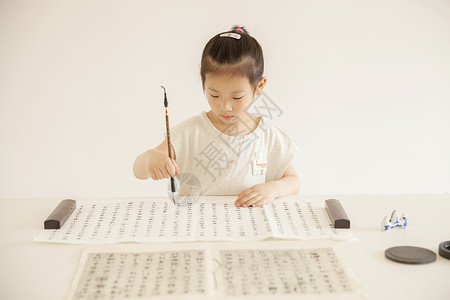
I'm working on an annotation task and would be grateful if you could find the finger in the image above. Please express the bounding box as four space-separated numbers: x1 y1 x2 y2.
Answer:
243 195 264 207
162 170 171 179
163 157 175 177
155 169 165 180
173 160 180 176
150 170 158 180
159 169 168 180
250 198 266 207
236 192 258 207
165 163 175 178
235 191 250 205
236 189 252 202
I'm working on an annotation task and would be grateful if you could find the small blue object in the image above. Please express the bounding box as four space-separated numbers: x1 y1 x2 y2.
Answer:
381 210 407 231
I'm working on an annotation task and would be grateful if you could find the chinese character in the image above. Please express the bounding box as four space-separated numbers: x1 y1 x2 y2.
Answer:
194 141 234 182
218 115 260 156
246 92 283 120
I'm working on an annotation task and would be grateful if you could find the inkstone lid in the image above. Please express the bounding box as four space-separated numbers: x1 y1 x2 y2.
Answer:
385 246 436 264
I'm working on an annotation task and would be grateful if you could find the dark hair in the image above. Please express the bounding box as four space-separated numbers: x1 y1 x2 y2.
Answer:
200 25 264 92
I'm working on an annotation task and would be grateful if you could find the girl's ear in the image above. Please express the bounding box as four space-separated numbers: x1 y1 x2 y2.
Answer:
255 77 267 96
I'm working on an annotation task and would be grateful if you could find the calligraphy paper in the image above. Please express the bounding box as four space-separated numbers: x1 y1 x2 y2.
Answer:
35 197 352 244
66 242 366 300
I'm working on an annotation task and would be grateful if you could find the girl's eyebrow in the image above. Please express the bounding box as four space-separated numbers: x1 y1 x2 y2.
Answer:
208 88 245 93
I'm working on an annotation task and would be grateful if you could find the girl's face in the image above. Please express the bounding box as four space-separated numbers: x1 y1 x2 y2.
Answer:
204 74 266 134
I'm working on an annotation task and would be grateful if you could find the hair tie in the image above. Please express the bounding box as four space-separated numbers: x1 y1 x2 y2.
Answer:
235 28 244 33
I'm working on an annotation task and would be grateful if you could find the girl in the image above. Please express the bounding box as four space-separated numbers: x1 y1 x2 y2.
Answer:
133 26 300 207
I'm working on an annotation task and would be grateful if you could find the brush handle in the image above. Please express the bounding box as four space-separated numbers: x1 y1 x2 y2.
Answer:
165 112 172 160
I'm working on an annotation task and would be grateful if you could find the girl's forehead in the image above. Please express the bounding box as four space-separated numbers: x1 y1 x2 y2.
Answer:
204 74 252 92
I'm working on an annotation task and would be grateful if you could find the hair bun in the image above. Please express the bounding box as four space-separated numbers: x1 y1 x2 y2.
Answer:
231 25 248 34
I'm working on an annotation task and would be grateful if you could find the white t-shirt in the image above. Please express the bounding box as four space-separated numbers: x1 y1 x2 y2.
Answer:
170 111 298 195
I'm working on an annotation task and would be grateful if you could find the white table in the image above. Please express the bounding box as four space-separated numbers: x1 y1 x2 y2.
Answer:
1 194 449 300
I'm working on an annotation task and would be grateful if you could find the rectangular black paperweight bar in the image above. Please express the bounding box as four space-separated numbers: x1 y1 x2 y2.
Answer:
44 199 76 229
325 199 350 229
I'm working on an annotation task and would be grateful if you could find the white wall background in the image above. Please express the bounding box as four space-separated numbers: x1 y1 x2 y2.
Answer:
1 0 449 198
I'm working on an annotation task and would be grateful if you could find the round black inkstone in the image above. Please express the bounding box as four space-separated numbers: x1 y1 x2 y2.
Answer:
385 246 436 264
439 241 450 260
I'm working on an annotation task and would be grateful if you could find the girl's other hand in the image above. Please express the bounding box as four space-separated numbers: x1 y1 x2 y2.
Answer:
235 182 277 207
146 149 180 180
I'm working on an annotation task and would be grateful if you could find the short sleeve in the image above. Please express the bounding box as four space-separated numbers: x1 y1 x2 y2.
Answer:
264 122 299 182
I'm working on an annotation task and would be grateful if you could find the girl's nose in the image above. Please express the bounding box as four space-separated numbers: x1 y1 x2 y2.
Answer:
220 100 233 112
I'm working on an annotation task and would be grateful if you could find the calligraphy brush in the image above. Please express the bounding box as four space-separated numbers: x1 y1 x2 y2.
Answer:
161 86 177 204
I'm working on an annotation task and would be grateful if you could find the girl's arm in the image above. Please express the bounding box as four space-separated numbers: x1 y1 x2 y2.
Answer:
235 164 300 207
133 139 179 180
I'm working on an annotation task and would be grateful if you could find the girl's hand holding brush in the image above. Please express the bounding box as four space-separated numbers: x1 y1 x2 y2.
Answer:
133 145 180 180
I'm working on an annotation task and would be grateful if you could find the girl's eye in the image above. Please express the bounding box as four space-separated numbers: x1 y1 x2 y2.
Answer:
210 94 219 98
233 96 243 100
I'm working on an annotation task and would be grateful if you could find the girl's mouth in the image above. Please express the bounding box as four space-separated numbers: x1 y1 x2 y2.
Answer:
221 115 233 120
